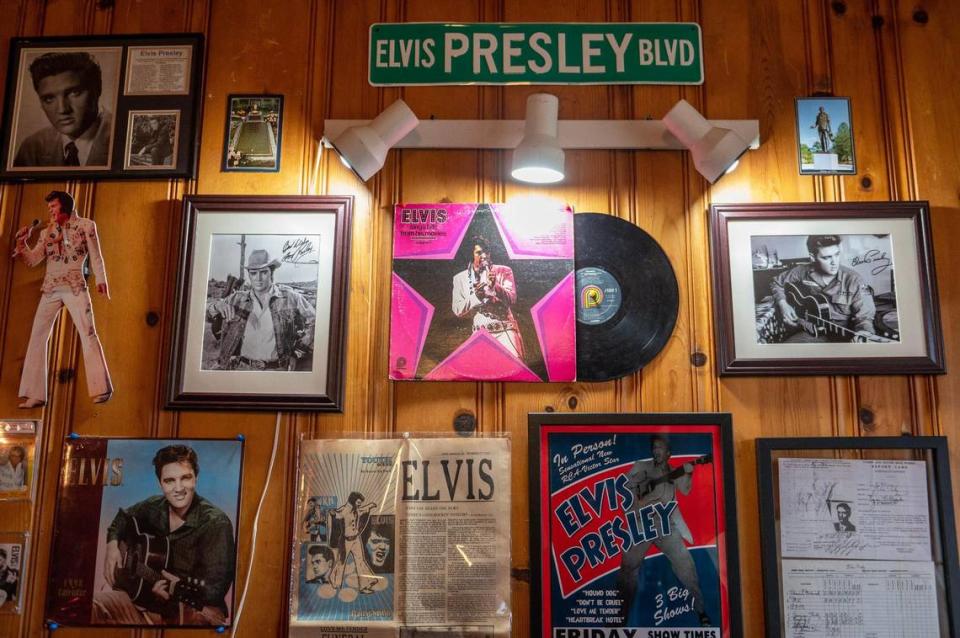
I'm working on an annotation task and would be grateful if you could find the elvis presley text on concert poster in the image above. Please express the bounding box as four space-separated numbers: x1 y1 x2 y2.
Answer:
530 414 742 638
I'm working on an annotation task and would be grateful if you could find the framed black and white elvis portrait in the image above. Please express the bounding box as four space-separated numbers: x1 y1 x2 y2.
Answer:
710 201 945 375
0 33 203 180
166 195 353 411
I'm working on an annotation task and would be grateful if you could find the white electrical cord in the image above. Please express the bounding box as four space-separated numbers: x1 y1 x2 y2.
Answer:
230 412 282 635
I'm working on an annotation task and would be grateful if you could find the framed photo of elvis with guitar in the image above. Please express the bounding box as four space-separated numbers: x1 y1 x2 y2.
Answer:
529 413 743 638
45 437 243 628
710 201 945 375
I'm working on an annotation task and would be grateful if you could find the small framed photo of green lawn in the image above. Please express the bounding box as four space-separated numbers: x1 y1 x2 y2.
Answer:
221 94 283 172
795 97 856 175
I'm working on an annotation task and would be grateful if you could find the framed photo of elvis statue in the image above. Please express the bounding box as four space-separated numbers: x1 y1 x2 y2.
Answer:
529 413 743 638
166 195 353 411
710 201 946 375
45 437 243 628
0 33 203 181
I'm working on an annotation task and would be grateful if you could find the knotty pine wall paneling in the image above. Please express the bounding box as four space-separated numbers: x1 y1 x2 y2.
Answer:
0 1 958 636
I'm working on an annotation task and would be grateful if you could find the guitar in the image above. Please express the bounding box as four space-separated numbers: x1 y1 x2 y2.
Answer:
634 454 712 508
783 282 895 343
113 512 224 624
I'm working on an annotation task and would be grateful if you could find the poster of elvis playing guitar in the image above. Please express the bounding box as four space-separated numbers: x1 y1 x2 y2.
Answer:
529 413 743 638
45 437 243 627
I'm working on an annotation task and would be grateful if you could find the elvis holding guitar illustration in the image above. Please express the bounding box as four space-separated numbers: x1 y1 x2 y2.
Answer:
617 435 712 628
93 445 235 626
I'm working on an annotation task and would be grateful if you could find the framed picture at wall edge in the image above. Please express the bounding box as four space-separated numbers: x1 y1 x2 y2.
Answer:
0 532 29 614
45 437 243 627
221 94 283 172
0 33 203 180
529 412 742 638
0 419 40 502
166 195 353 411
756 436 960 638
710 201 945 375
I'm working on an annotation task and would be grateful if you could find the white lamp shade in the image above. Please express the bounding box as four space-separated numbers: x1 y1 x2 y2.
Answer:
511 93 565 184
663 99 750 183
328 99 418 181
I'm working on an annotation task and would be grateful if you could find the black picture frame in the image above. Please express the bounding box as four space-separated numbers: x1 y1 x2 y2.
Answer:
710 201 946 375
221 93 283 173
529 412 742 637
0 33 204 181
795 96 857 175
756 436 960 638
166 195 353 412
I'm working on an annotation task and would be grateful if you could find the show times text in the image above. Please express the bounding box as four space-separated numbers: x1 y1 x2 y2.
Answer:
554 630 718 638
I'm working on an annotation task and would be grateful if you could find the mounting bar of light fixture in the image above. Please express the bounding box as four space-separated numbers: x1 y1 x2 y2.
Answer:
322 119 759 151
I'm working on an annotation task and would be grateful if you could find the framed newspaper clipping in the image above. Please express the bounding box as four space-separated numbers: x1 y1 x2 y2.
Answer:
757 436 960 638
289 436 511 637
0 33 204 180
529 412 742 638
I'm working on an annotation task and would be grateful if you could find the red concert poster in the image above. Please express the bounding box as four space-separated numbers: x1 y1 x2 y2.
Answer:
529 413 743 638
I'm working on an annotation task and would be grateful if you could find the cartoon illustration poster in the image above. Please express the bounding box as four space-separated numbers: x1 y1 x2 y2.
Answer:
530 415 741 638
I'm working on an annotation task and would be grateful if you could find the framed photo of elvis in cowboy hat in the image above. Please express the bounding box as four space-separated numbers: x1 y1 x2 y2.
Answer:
166 195 353 411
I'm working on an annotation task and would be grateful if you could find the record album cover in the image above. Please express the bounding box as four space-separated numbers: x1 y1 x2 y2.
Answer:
390 202 576 381
45 437 243 627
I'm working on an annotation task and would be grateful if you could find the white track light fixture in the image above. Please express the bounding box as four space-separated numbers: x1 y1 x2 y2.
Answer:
511 93 565 184
326 99 419 181
322 100 758 183
662 99 752 183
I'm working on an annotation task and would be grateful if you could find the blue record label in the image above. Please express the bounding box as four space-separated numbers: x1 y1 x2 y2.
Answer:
576 267 622 325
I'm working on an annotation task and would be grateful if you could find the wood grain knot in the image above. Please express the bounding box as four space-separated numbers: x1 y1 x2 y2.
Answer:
567 396 578 410
872 15 885 29
145 311 160 327
96 0 115 8
690 352 708 367
58 368 75 383
859 407 875 426
860 175 873 189
831 1 847 16
544 405 555 412
913 9 929 24
453 412 476 435
511 567 531 583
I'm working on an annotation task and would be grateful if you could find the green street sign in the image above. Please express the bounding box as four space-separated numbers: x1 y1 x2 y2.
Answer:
369 22 703 86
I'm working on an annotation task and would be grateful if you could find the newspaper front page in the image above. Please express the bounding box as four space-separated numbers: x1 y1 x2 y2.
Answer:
290 437 511 638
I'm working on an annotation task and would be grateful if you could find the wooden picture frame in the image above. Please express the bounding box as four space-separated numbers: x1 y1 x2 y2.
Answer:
221 94 283 172
757 436 960 638
529 412 742 637
710 201 945 375
166 195 353 411
0 33 203 181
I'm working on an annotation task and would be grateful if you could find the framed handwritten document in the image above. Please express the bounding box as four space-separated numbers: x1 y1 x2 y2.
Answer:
529 413 743 638
710 201 945 375
166 195 353 411
757 437 960 638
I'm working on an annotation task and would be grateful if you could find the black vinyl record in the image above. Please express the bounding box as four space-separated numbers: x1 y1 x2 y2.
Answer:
575 213 679 381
